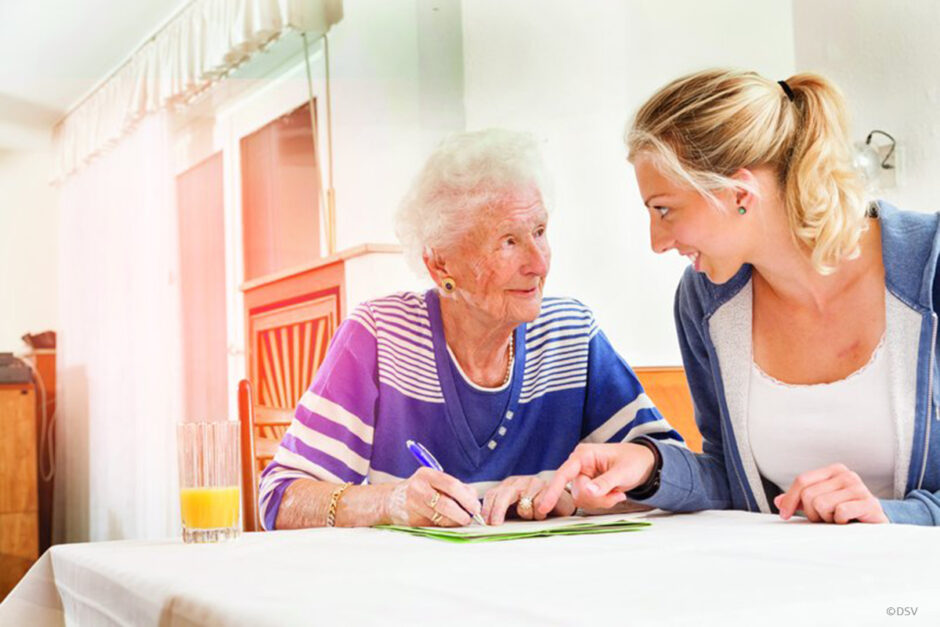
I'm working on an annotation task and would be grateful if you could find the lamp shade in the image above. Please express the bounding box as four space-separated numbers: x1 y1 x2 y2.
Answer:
852 141 882 184
289 0 344 36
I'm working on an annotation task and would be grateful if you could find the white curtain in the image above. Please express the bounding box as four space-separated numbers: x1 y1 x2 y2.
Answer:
52 0 343 181
55 112 183 542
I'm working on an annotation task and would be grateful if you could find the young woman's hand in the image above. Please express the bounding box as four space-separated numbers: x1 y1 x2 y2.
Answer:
775 463 889 524
536 442 657 515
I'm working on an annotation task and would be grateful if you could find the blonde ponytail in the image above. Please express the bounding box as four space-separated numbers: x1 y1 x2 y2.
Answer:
782 74 868 273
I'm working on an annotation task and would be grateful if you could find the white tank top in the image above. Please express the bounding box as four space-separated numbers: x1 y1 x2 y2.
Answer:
747 335 895 499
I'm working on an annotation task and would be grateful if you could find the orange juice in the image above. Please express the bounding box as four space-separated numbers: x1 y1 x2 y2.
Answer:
180 486 240 529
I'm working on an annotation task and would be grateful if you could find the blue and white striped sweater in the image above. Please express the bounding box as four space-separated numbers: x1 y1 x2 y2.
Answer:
259 289 684 529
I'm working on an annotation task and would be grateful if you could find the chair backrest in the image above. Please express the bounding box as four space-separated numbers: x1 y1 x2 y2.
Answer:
633 366 701 453
238 379 294 531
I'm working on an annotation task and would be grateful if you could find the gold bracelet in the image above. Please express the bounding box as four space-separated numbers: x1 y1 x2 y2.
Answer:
326 482 353 527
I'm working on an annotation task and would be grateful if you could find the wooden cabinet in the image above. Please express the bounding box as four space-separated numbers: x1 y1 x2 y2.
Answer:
24 350 54 556
0 383 38 600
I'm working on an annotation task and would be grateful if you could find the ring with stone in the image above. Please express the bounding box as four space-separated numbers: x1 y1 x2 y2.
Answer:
428 491 440 509
518 496 534 512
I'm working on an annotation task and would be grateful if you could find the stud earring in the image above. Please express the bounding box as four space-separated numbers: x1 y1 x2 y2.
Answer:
441 277 456 293
738 206 747 215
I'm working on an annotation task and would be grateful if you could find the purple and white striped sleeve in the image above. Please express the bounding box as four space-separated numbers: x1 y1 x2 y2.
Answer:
258 304 379 530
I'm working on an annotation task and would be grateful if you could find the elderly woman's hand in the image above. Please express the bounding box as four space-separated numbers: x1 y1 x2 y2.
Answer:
482 475 575 525
383 467 482 527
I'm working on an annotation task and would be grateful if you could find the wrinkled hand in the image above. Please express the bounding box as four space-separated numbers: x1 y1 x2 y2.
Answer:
384 467 482 527
775 463 889 524
482 475 575 525
536 442 657 516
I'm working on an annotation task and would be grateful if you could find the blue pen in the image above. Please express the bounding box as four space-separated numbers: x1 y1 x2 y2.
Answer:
406 439 487 526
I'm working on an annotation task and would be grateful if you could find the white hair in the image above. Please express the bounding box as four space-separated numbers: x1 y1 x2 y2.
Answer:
395 128 551 276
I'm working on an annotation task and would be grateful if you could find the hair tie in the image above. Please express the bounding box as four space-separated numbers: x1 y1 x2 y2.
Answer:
778 80 795 102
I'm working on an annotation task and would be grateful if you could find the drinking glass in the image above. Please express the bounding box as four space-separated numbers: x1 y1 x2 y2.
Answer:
177 421 241 543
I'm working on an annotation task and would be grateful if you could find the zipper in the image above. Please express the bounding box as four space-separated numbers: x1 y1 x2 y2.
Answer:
917 312 937 489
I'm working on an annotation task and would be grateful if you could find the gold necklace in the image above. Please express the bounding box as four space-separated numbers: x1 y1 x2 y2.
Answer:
502 334 515 386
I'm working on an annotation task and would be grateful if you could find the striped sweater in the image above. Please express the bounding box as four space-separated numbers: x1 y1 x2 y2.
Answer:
259 289 684 529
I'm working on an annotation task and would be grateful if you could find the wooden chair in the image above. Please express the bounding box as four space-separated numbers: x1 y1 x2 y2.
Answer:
238 379 294 531
633 366 702 453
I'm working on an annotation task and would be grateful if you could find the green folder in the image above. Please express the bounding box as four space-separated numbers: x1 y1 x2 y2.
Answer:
377 513 650 543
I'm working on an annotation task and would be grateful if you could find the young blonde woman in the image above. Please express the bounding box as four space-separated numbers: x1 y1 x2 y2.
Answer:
539 69 940 525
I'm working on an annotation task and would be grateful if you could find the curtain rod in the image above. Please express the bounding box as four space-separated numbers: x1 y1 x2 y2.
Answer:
56 0 197 126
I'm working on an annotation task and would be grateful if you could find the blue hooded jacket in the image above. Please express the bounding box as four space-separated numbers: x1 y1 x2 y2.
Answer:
635 202 940 525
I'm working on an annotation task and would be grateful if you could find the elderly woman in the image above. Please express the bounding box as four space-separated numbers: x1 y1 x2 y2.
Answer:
259 128 683 529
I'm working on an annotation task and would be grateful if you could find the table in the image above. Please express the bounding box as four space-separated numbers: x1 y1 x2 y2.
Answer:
1 510 937 626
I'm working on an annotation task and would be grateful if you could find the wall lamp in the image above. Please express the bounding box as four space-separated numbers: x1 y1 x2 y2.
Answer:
853 129 898 187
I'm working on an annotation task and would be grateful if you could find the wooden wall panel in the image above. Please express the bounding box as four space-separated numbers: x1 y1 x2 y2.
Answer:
634 367 702 453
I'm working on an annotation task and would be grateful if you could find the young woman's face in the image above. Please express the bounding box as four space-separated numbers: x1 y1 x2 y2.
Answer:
633 156 750 284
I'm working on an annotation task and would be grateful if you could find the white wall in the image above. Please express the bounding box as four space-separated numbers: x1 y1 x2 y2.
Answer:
462 0 795 365
170 0 798 370
0 148 59 353
328 0 466 252
793 0 940 215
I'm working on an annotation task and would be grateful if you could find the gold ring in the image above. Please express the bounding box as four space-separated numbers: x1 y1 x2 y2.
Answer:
431 511 444 525
428 491 440 509
518 496 534 512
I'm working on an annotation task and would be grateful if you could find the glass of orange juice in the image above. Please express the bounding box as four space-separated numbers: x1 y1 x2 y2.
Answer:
177 421 241 543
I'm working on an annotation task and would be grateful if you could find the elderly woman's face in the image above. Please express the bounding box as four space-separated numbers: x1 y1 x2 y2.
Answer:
447 188 550 325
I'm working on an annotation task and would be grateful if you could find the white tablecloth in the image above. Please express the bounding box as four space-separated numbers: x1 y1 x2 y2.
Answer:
1 510 937 626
